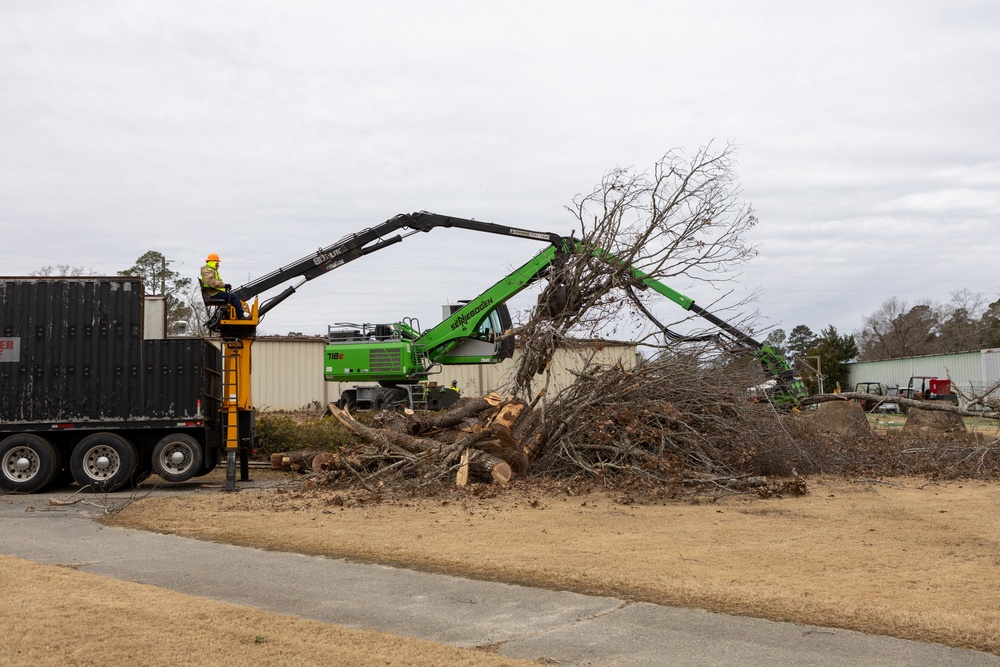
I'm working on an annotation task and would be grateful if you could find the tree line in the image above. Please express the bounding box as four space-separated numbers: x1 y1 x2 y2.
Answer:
852 290 1000 361
760 290 1000 393
762 325 857 394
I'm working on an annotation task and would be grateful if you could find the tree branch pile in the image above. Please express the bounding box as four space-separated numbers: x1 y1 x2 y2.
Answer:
273 356 1000 497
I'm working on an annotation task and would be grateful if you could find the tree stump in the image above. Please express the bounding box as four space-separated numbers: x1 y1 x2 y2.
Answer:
904 406 967 434
811 400 870 436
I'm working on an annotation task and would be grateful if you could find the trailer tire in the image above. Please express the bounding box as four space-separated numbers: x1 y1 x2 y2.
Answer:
151 434 203 483
70 433 137 492
0 434 60 493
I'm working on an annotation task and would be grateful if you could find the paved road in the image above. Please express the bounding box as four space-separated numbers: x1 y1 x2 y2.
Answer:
2 485 998 667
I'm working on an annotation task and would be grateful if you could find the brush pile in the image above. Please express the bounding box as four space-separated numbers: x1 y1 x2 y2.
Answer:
271 353 816 495
268 351 1000 496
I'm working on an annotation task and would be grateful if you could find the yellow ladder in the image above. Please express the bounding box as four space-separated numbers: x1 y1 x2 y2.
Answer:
222 338 243 491
216 299 258 492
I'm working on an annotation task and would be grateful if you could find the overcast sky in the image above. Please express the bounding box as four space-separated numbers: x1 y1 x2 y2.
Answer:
2 1 998 342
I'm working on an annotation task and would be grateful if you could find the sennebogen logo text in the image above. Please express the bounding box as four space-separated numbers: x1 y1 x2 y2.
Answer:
451 298 494 330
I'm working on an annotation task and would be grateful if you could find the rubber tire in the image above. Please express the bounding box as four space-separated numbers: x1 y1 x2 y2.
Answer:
151 433 204 483
374 387 405 411
0 434 60 493
70 433 137 492
336 390 358 412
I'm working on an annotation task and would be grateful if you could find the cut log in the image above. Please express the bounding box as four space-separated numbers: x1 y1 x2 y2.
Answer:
480 398 545 473
811 401 869 436
270 450 324 472
456 450 470 486
311 452 337 471
487 401 525 450
327 403 512 484
904 407 967 433
511 402 545 466
801 392 997 419
404 396 497 434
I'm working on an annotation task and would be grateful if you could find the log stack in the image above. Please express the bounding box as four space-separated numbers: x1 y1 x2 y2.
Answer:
271 392 545 487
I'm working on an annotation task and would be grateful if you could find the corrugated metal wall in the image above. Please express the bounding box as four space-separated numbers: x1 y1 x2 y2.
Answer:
847 349 1000 399
240 338 639 411
407 342 641 399
248 339 330 411
979 349 1000 394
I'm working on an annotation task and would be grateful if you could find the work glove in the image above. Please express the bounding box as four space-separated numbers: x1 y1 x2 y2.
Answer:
224 283 232 290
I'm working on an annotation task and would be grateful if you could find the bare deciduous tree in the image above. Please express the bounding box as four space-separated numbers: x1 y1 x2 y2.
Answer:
29 264 97 277
181 283 211 337
512 143 761 395
855 297 937 360
119 250 193 329
936 289 990 353
856 290 993 361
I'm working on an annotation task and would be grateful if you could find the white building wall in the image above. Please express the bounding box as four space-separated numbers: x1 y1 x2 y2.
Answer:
238 337 639 411
250 338 330 411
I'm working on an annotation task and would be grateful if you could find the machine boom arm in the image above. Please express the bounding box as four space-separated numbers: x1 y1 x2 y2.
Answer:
320 225 804 404
417 242 769 359
220 208 800 405
231 212 565 318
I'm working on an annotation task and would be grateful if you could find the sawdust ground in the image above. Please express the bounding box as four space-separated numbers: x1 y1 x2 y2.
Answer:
101 474 1000 656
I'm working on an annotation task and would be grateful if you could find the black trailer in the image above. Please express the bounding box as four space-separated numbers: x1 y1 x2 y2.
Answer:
0 277 223 493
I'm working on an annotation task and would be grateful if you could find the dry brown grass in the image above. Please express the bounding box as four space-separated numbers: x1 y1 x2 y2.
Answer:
107 476 1000 655
0 555 535 667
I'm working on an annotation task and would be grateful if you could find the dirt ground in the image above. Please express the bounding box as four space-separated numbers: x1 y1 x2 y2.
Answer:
96 473 1000 656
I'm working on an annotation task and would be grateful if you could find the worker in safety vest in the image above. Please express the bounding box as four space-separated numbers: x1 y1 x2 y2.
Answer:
199 253 248 318
448 380 460 395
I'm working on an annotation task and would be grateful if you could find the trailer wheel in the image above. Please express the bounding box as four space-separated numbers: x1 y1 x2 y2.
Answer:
0 434 60 493
151 434 204 483
70 433 137 492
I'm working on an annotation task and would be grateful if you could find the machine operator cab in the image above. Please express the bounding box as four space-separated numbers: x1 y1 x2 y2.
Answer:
438 301 515 363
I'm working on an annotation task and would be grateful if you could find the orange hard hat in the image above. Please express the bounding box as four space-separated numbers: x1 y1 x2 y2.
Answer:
206 253 220 262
